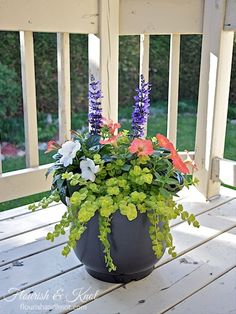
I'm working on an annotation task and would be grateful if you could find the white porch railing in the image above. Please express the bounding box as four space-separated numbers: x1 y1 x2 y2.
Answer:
0 0 235 203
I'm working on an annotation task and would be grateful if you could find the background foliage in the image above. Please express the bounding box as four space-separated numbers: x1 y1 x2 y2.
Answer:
0 32 235 120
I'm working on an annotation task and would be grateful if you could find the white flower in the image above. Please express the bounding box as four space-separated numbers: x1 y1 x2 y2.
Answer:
80 158 99 182
58 141 81 167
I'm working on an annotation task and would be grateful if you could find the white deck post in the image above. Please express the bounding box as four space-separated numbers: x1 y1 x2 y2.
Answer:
139 34 150 136
194 0 234 199
167 34 180 147
20 31 39 168
57 33 71 143
139 34 150 82
88 34 100 85
88 0 119 122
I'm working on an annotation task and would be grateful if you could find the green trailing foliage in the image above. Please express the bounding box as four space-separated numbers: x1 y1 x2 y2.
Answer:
98 215 117 272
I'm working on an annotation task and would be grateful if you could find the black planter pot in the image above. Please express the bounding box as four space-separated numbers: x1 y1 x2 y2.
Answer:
73 211 165 283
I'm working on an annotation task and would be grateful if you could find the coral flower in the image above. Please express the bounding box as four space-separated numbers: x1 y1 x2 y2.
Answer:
102 118 121 135
171 150 190 174
109 122 121 135
45 140 61 153
156 133 174 151
129 138 154 157
100 133 121 145
156 134 190 174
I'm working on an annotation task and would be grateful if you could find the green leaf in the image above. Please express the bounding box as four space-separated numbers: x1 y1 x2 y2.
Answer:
181 211 189 220
159 187 171 198
122 164 131 171
100 206 113 217
120 203 137 221
165 178 179 185
86 134 101 148
193 221 200 228
188 214 196 222
46 164 62 178
156 232 164 241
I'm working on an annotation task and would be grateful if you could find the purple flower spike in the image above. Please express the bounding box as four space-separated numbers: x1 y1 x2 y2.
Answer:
88 75 103 135
132 75 151 138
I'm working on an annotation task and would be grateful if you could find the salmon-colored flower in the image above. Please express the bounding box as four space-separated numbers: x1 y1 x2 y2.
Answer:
109 122 121 135
171 149 189 174
156 133 174 151
129 138 154 157
45 140 61 153
100 133 121 145
102 118 121 135
156 133 190 174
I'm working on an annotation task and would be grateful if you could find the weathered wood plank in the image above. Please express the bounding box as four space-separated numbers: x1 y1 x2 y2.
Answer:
221 186 236 197
0 266 118 313
0 202 58 222
57 33 71 143
0 204 65 241
0 224 68 267
166 267 236 314
212 157 236 187
0 0 234 35
74 227 236 314
0 0 204 35
0 243 81 299
20 31 39 168
224 0 236 31
0 199 235 312
0 164 52 203
0 0 98 33
170 191 235 227
167 34 180 146
194 0 234 199
119 0 204 35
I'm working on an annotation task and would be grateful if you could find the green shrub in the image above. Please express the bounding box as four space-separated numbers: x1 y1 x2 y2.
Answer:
0 32 236 113
0 62 21 119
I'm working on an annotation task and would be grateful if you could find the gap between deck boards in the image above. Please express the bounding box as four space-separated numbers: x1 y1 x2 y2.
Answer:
161 265 236 314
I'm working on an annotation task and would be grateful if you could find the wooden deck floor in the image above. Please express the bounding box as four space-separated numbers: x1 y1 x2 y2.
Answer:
0 187 235 314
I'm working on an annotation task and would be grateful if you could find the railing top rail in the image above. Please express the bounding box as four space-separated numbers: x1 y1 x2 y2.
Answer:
0 0 204 34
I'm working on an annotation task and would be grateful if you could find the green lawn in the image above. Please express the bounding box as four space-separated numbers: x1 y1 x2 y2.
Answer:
0 102 235 212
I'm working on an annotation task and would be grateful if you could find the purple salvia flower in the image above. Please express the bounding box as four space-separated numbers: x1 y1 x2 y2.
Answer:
88 75 103 135
132 74 151 138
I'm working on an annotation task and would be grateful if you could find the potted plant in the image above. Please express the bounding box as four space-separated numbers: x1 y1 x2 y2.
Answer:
29 75 199 283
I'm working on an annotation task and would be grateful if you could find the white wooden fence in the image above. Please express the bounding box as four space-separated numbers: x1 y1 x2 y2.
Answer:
0 0 235 203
